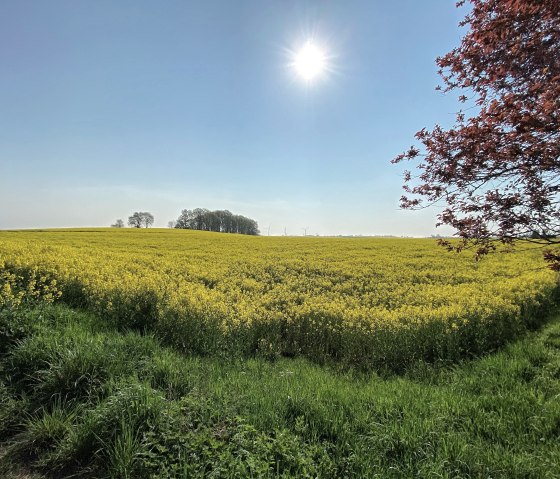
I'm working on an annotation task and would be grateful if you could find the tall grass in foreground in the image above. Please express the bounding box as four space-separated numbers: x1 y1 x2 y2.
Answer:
0 303 559 478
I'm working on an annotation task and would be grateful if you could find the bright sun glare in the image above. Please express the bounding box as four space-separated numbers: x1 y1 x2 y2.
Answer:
292 42 327 81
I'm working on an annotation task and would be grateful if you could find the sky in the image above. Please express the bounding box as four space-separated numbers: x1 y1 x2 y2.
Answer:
0 1 468 236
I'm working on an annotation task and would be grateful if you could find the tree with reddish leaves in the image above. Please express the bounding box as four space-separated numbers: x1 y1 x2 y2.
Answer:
393 0 560 269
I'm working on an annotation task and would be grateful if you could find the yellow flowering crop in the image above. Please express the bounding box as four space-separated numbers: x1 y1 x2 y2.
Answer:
0 228 557 370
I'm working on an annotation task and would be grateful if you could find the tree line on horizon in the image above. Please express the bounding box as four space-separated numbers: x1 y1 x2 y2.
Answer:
111 208 259 236
174 208 259 235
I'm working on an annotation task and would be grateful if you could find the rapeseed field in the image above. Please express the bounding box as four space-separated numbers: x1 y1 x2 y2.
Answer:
0 228 557 370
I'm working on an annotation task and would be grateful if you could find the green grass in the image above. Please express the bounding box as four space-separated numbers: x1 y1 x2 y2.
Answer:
0 303 559 478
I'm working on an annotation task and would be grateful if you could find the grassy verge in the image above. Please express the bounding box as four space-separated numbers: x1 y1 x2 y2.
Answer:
0 303 559 478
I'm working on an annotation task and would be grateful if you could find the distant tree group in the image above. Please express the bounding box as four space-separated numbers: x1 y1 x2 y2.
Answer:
110 209 258 234
128 212 154 228
175 208 259 235
110 219 125 228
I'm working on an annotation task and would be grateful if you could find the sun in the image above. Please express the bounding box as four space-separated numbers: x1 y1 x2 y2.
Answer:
292 42 327 81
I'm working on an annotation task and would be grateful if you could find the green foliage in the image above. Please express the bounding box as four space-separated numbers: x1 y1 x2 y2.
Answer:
0 308 41 356
0 381 21 437
16 401 77 460
7 323 158 406
0 303 558 478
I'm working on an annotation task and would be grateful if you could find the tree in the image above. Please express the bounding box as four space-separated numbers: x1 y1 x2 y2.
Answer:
393 0 560 268
141 212 154 228
111 219 124 228
128 212 154 228
174 208 259 235
175 209 196 229
167 220 177 229
128 212 143 228
192 208 210 230
216 210 234 233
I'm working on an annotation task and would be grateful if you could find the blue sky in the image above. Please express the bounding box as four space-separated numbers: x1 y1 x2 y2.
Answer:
0 1 467 235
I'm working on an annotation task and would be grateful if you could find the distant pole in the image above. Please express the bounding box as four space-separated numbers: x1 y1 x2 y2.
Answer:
302 226 308 237
284 227 287 236
267 224 271 236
